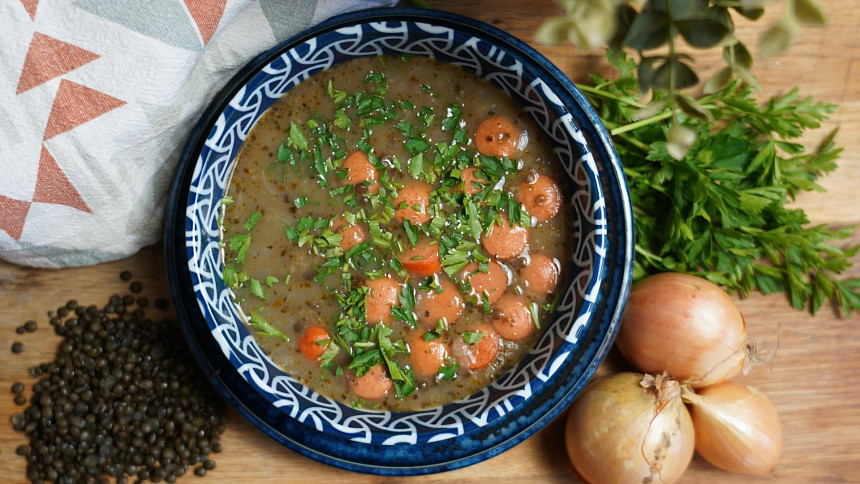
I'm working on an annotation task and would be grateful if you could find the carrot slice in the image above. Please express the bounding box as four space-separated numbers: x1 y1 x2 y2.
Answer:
398 239 441 276
474 114 527 158
364 276 401 325
452 324 500 371
342 150 379 194
490 294 534 341
460 167 486 195
519 253 560 297
331 217 367 252
298 325 332 361
516 173 562 222
458 260 508 304
481 212 528 260
349 363 392 401
409 331 450 380
415 277 464 328
392 181 432 225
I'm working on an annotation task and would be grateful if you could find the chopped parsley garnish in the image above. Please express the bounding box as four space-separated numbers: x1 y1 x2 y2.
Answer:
403 219 419 247
529 302 541 329
439 360 458 380
288 122 308 151
249 312 288 341
249 278 266 300
243 211 262 231
390 283 417 328
462 331 485 344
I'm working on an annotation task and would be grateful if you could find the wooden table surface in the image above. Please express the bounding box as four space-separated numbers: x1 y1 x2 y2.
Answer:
2 1 859 482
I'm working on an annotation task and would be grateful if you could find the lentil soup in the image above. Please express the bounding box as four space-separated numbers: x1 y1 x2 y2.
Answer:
221 55 573 411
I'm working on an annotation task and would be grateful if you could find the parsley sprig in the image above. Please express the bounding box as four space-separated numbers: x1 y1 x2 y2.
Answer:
585 51 859 315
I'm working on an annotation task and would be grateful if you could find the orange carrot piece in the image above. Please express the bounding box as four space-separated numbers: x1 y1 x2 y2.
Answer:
481 212 528 260
398 239 441 276
458 260 508 304
331 217 367 252
298 325 332 361
490 294 534 341
409 331 450 380
460 166 486 195
453 324 500 371
342 150 379 194
364 276 401 325
349 363 392 401
519 253 560 297
474 114 527 158
415 277 464 328
516 173 562 222
392 181 432 225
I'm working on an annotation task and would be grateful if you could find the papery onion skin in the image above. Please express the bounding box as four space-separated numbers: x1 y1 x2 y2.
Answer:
615 272 747 388
565 372 695 484
686 380 783 474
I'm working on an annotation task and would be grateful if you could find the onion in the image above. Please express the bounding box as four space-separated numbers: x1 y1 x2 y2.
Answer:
683 380 782 474
565 372 695 484
615 272 748 388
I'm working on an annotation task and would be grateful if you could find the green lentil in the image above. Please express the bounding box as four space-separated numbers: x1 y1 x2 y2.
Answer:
12 286 227 483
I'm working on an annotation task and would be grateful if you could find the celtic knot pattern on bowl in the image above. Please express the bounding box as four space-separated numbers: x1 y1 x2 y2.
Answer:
185 19 607 445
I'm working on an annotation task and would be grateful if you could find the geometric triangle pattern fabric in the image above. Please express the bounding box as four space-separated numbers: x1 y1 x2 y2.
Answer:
0 194 31 241
74 0 203 50
16 33 100 94
32 146 92 213
19 0 39 21
0 0 398 268
43 79 126 141
259 0 316 42
184 0 227 45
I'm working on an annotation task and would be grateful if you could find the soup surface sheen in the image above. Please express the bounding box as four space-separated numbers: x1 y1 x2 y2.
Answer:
222 55 572 411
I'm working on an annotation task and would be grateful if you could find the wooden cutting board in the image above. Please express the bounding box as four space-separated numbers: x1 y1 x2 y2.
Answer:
3 0 859 481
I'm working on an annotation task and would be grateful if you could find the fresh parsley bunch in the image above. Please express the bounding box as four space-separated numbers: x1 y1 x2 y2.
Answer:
581 51 860 314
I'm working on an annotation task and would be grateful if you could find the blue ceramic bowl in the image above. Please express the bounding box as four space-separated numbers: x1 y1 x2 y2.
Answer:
165 7 633 475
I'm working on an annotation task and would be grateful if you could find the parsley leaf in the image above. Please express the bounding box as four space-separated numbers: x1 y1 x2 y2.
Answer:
248 312 287 341
462 331 485 344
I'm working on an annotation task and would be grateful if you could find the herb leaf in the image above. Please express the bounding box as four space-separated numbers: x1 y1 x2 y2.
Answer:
248 312 287 341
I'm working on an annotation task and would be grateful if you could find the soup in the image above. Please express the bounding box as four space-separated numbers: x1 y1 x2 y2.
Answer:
221 55 572 411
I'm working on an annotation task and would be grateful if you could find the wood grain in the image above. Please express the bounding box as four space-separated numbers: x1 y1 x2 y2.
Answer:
2 0 859 482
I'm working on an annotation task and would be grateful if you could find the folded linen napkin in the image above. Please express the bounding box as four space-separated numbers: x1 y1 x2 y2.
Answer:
0 0 397 268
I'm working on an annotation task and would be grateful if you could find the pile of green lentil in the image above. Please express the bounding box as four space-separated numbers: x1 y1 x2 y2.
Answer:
9 272 227 483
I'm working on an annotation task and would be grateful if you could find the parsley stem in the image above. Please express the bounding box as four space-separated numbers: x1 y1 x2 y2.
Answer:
575 83 647 109
665 0 681 125
610 110 675 136
616 132 651 153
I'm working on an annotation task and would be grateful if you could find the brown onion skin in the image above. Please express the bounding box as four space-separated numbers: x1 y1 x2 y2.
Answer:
615 273 747 388
688 380 783 474
565 372 695 484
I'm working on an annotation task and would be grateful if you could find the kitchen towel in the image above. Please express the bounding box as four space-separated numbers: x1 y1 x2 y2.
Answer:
0 0 397 268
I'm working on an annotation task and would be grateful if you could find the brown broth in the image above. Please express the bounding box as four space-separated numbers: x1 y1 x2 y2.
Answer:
221 56 572 411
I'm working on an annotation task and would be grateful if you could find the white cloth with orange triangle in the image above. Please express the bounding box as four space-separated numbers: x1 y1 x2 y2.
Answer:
0 0 397 268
